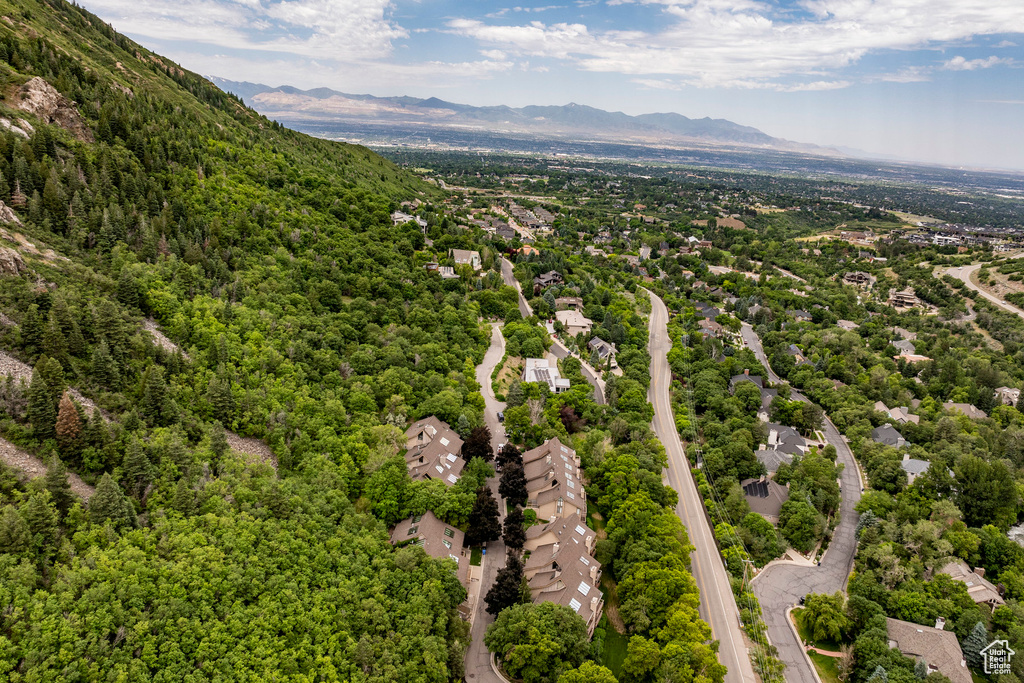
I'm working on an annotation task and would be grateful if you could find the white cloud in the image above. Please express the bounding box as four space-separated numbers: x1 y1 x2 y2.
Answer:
80 0 405 61
447 0 1024 88
943 55 1010 70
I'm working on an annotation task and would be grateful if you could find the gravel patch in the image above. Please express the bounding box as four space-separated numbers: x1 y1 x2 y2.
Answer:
0 436 95 499
142 319 189 359
0 312 15 327
226 431 277 469
0 348 104 419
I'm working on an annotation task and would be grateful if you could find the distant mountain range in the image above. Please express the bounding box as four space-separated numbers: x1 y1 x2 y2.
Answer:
210 77 836 155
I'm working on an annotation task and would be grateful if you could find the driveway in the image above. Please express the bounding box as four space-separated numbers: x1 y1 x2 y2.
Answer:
647 290 758 683
465 323 509 683
741 323 861 683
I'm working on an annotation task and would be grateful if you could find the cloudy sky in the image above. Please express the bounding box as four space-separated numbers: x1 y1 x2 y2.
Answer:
79 0 1024 169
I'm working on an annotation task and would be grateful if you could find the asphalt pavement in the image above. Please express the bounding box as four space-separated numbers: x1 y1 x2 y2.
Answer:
647 289 758 683
741 323 862 683
465 323 508 683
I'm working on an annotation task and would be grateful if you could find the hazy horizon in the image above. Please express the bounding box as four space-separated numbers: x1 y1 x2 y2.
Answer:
79 0 1024 170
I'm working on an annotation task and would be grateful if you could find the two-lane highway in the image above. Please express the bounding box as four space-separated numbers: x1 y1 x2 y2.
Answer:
646 289 757 683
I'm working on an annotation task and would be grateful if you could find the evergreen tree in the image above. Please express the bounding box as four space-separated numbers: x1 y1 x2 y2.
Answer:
44 456 75 518
206 365 235 425
23 491 58 551
463 425 494 462
115 268 140 310
914 659 928 680
209 420 229 460
141 366 170 426
27 369 56 441
55 392 82 456
89 474 136 529
121 437 152 500
90 339 120 390
485 554 526 616
42 318 69 365
496 443 523 471
499 461 528 508
465 486 501 547
456 413 471 437
503 506 527 551
1017 390 1024 413
167 432 190 473
506 380 525 408
19 303 43 358
171 479 195 516
0 505 32 554
39 356 66 406
963 621 988 670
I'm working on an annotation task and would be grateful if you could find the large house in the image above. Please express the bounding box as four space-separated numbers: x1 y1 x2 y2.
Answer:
588 337 617 369
522 358 571 393
390 511 469 590
404 417 466 485
872 424 907 449
889 288 921 308
740 477 789 524
449 249 482 271
942 402 988 420
937 560 1005 608
756 423 809 473
901 454 931 484
843 271 877 288
522 439 586 521
995 386 1021 406
533 271 564 292
524 513 603 636
392 211 427 229
885 618 971 683
874 401 920 425
555 296 583 311
555 310 593 336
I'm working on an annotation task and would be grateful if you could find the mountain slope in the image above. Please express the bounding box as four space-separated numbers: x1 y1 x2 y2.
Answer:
211 77 806 150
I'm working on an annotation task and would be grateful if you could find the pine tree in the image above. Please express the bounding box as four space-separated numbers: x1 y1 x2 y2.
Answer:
141 366 168 426
206 365 235 425
914 659 928 680
0 505 32 554
27 369 56 441
39 356 66 406
44 456 75 518
496 443 523 471
121 437 152 500
506 380 525 408
499 461 528 508
42 318 69 364
167 432 190 473
463 425 494 462
485 554 525 616
23 491 58 550
209 420 229 460
963 621 988 670
465 486 501 547
55 392 82 456
1016 390 1024 413
456 413 470 437
171 479 195 516
19 303 43 358
89 474 136 529
90 339 120 390
503 506 526 551
115 268 140 310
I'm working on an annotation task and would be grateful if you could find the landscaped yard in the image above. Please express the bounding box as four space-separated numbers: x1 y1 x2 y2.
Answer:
601 619 629 677
793 608 842 652
808 651 841 683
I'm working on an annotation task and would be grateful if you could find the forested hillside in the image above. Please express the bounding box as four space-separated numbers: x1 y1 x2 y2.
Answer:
0 0 491 679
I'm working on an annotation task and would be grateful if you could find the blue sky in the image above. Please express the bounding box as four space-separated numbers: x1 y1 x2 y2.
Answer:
78 0 1024 169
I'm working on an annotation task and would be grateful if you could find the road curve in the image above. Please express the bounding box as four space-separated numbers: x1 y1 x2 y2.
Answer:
465 323 508 683
740 323 861 683
942 260 1024 320
646 289 758 683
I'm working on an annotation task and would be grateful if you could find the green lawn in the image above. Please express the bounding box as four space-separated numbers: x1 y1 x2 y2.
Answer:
470 547 482 567
808 651 841 683
601 622 629 677
793 608 842 652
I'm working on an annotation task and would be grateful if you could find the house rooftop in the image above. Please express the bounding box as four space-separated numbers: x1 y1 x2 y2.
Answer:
885 618 971 683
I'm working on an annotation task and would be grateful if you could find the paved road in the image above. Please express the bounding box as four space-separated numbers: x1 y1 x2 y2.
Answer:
465 323 508 683
943 260 1024 320
646 290 758 683
501 258 605 404
740 323 862 683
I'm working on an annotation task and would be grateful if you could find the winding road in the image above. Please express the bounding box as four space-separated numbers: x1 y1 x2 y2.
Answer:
465 323 509 683
943 258 1024 320
740 323 862 683
647 290 758 683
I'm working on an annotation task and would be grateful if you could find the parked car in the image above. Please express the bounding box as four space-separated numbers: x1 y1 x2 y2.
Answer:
497 411 505 422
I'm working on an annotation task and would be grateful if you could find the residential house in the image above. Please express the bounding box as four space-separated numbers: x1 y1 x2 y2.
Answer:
885 618 971 683
392 211 428 229
755 423 811 473
692 301 721 319
556 310 593 336
787 309 812 322
555 296 584 311
449 249 482 271
522 358 571 393
588 337 617 369
891 326 917 341
786 344 814 367
523 439 586 521
639 245 652 260
942 402 988 420
893 339 917 355
523 513 603 636
404 417 466 485
995 386 1021 406
836 320 860 331
874 401 920 425
390 511 469 589
843 271 877 288
729 369 763 393
534 271 564 292
889 288 921 308
936 559 1005 608
872 424 907 449
438 266 459 280
901 454 931 484
740 477 789 524
697 318 724 338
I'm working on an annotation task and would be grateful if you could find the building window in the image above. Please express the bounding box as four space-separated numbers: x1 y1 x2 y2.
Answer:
407 526 419 536
443 540 452 549
444 528 455 538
